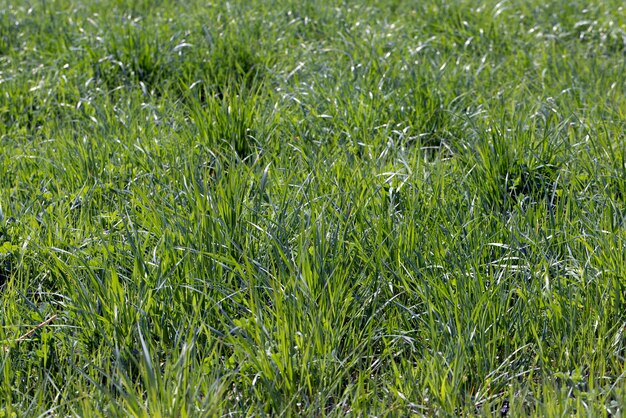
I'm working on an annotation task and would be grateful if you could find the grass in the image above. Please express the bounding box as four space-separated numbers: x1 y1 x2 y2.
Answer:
1 0 626 415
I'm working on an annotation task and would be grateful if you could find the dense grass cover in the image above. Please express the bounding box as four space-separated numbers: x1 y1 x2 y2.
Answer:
1 0 626 415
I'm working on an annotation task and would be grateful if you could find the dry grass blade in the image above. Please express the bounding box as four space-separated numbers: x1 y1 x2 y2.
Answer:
3 314 58 353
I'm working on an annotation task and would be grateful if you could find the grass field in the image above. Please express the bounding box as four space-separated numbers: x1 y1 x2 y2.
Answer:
1 0 626 415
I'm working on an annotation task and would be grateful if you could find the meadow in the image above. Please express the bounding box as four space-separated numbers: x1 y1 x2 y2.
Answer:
1 0 626 415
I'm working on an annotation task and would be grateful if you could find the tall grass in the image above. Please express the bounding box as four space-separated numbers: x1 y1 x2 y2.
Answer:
1 0 626 415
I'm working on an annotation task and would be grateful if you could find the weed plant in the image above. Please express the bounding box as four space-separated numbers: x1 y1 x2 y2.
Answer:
1 0 626 415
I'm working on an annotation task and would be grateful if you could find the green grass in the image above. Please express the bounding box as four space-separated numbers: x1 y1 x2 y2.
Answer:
1 0 626 415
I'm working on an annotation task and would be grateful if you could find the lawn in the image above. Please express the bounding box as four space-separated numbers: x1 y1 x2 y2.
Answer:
1 0 626 415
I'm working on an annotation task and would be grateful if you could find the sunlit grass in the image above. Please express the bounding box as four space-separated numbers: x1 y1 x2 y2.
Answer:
1 0 626 415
